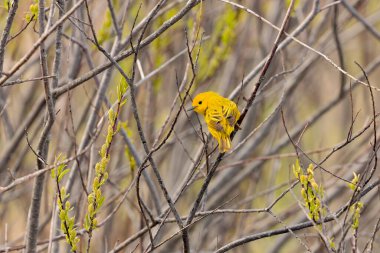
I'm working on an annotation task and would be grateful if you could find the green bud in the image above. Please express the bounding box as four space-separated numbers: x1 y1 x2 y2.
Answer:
88 203 94 214
65 201 71 210
88 193 95 203
109 109 115 123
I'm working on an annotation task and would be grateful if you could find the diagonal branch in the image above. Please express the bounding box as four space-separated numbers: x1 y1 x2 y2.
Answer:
215 179 380 253
0 0 86 86
0 0 19 76
25 0 57 251
184 0 294 231
341 0 380 40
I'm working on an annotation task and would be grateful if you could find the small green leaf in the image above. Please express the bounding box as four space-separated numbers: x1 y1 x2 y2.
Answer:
60 187 66 199
59 211 65 220
98 195 105 209
88 203 94 214
120 98 127 107
84 215 90 231
65 201 71 210
88 193 95 203
348 172 360 191
109 109 115 124
58 168 70 182
96 189 102 199
93 177 100 188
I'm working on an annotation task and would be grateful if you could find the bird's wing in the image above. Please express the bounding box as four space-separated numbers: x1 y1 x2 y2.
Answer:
222 101 240 126
205 107 226 132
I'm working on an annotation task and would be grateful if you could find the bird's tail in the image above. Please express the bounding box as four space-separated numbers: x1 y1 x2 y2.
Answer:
218 134 231 153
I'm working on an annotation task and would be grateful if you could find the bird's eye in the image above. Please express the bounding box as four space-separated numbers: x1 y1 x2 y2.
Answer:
198 101 202 105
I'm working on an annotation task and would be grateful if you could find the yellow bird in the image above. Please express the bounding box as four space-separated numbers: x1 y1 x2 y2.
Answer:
191 91 240 153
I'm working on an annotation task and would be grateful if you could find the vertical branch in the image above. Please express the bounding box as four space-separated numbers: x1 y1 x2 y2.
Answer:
51 0 65 89
0 0 86 86
123 1 191 252
25 0 56 252
0 0 19 76
63 12 121 195
332 4 346 95
80 0 162 225
341 0 380 40
82 1 190 251
49 2 65 252
106 0 122 40
355 62 378 186
132 27 192 253
0 0 19 141
185 0 294 229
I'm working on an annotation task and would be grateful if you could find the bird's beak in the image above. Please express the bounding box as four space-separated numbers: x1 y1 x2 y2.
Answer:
187 106 196 112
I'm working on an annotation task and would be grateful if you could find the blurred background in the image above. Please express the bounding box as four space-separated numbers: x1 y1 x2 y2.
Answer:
0 0 380 252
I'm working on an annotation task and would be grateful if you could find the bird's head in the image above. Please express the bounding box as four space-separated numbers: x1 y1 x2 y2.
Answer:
191 91 217 115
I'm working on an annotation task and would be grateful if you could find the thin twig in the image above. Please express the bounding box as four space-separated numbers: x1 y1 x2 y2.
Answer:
0 0 86 86
215 179 380 253
185 0 294 232
0 0 19 77
341 0 380 40
25 0 57 251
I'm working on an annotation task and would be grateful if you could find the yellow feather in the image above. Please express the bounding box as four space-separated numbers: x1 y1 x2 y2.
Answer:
192 91 240 152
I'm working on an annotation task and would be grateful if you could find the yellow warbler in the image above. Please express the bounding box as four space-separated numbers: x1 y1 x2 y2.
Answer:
191 91 240 152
